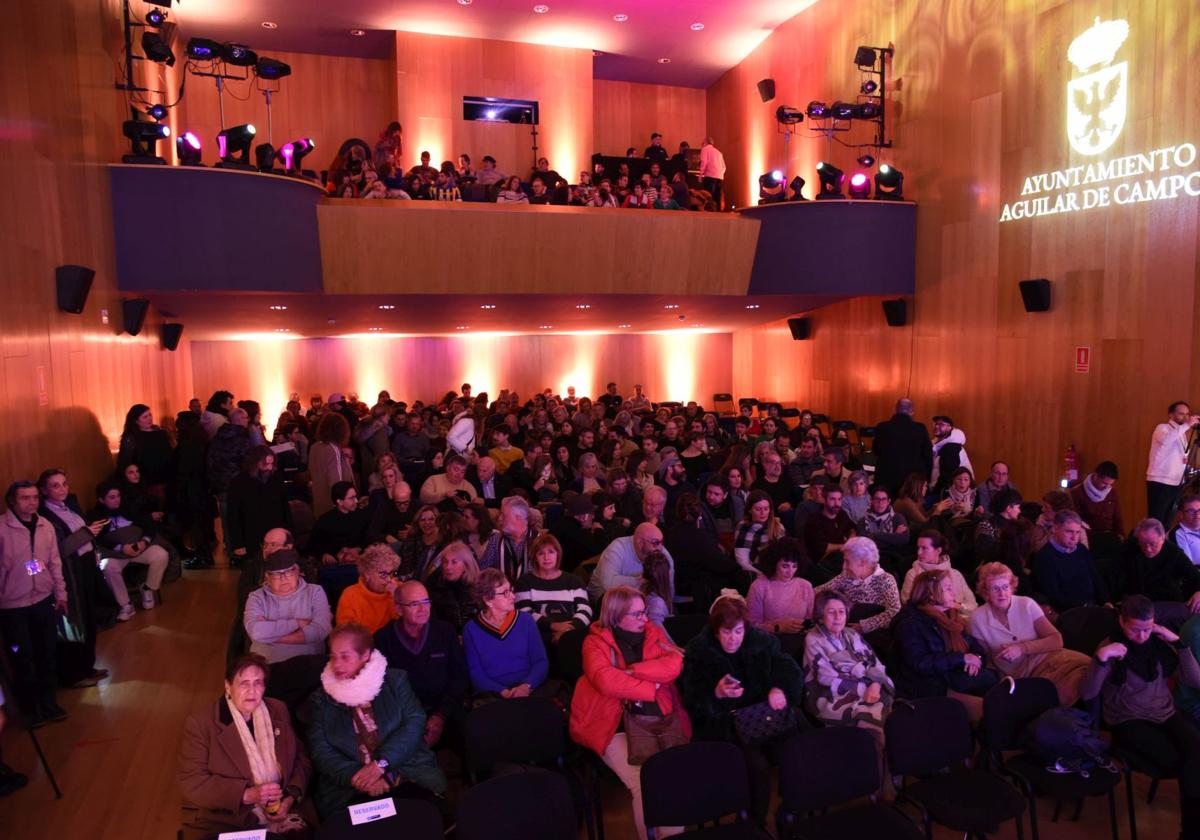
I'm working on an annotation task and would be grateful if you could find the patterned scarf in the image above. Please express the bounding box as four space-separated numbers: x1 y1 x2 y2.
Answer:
863 506 897 534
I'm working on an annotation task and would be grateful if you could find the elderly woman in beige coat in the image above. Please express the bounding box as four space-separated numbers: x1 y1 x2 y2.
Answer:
179 654 313 838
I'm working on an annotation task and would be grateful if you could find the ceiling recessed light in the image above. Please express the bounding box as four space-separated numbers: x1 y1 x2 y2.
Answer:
479 304 496 310
690 22 704 31
349 29 365 37
261 21 278 30
613 13 628 22
692 323 704 327
268 304 287 311
745 304 760 309
539 324 553 329
575 304 591 309
367 327 383 332
618 323 632 328
657 57 672 64
664 304 679 309
457 0 473 4
533 4 549 13
274 328 290 333
456 325 470 330
378 304 395 310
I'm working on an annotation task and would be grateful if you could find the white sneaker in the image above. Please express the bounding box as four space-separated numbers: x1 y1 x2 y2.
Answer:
117 604 136 622
140 587 156 610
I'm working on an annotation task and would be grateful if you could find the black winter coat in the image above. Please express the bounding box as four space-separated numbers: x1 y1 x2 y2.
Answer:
892 604 987 699
872 413 932 493
225 472 292 554
206 424 251 493
681 625 805 741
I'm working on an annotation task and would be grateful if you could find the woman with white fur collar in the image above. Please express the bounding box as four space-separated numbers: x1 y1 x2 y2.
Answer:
307 623 446 818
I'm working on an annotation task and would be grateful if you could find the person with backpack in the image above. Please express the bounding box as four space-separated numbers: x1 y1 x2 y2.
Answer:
1080 595 1200 838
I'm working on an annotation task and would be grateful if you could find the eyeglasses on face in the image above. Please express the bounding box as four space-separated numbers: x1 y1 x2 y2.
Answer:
492 587 514 598
625 609 648 620
398 598 432 608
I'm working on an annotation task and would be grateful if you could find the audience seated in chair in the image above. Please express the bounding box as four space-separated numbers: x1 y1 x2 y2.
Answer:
463 568 548 699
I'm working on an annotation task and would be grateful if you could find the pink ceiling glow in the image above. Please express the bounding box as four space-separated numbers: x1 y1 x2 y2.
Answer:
173 0 819 87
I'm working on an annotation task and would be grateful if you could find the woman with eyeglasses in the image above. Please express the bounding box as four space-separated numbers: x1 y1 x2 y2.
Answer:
570 585 689 840
334 544 401 634
462 568 548 699
967 561 1089 705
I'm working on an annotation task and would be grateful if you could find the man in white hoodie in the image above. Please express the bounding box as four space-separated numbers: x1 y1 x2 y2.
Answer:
930 415 973 491
1147 401 1200 526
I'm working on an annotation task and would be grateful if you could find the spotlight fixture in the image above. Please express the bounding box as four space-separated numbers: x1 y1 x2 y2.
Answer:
146 103 168 121
175 131 202 166
186 37 222 60
774 105 804 125
815 161 845 200
848 172 872 199
279 138 315 173
788 175 807 201
874 164 904 200
216 123 256 170
854 46 877 68
255 56 292 80
144 8 167 27
122 119 170 164
141 31 175 65
758 170 786 204
222 43 258 67
857 153 876 167
860 79 878 95
805 101 829 119
831 101 856 120
855 101 881 119
144 0 172 6
254 143 278 173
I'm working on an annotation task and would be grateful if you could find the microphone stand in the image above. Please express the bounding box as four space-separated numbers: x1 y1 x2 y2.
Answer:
0 634 62 798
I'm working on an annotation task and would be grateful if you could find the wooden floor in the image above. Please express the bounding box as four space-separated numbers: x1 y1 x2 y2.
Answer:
0 565 1184 839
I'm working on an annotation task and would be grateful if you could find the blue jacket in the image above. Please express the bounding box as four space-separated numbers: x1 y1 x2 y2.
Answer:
1032 542 1109 612
892 604 987 699
307 668 446 817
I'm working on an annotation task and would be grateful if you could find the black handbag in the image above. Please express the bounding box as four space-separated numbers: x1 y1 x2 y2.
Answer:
731 701 797 748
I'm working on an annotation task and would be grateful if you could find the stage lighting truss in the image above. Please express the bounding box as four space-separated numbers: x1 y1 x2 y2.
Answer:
802 44 894 153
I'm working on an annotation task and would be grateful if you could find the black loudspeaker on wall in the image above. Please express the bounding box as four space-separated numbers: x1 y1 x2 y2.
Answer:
787 317 811 340
122 299 151 336
1018 278 1052 312
757 78 776 103
882 299 908 327
55 264 94 314
160 323 184 351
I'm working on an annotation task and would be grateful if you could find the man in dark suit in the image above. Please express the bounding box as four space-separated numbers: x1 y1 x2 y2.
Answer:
468 456 511 510
872 398 932 494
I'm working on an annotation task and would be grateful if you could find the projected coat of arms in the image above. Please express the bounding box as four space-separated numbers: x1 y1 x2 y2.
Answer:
1066 17 1129 156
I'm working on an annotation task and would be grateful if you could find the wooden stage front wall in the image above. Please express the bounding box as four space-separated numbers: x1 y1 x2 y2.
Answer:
0 0 194 505
711 0 1200 520
190 332 733 434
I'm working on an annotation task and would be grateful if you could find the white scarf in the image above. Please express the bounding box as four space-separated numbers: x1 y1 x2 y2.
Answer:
227 698 280 824
320 649 388 708
1083 473 1112 503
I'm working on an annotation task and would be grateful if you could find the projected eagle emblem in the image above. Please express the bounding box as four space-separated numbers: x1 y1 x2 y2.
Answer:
1066 17 1129 156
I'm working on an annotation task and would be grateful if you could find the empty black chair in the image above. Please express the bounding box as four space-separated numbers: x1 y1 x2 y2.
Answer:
663 613 709 646
738 398 759 411
557 626 587 682
1057 606 1119 656
776 727 923 839
713 393 735 415
981 677 1120 840
780 407 800 419
457 769 577 840
641 741 770 839
314 795 442 840
463 695 567 778
886 696 1027 839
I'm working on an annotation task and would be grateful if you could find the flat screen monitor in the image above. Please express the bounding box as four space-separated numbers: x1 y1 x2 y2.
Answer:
463 96 539 125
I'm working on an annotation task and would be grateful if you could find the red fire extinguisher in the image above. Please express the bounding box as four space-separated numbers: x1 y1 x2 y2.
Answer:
1065 444 1079 485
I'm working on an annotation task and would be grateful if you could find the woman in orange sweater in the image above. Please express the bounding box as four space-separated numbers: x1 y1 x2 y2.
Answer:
334 544 400 633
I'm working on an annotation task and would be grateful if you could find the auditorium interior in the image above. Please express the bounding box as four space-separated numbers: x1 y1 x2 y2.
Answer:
1 0 1199 838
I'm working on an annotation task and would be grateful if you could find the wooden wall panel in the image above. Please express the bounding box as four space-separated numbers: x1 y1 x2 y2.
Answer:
171 49 398 169
190 333 733 436
317 201 760 296
593 80 707 158
0 0 193 506
714 0 1200 522
394 32 593 187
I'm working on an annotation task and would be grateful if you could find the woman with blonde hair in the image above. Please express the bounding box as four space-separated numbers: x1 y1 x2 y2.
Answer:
425 541 479 631
570 586 688 840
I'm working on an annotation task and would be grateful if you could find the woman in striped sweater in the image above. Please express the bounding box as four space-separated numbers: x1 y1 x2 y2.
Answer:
515 533 592 646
